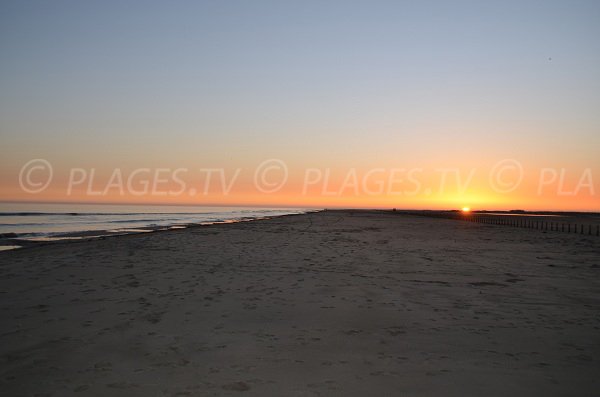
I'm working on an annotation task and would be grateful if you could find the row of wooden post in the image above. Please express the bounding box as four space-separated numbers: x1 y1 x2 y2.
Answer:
460 215 599 236
400 211 600 237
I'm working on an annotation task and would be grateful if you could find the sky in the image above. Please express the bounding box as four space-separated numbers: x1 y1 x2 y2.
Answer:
1 0 599 210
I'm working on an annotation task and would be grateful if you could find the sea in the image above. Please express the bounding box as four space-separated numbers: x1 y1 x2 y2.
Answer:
0 203 313 246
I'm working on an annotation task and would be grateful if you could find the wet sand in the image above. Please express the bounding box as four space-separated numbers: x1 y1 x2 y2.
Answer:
1 210 599 396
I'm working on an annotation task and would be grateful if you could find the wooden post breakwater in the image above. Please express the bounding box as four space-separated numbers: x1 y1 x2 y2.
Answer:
396 211 600 237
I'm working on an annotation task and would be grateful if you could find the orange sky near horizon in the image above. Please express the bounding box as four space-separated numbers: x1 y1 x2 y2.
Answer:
1 158 597 211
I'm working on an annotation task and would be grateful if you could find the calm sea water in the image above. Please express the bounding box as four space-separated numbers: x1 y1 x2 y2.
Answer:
0 203 312 239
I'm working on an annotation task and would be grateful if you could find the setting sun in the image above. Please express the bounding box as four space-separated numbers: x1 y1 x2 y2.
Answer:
462 207 471 213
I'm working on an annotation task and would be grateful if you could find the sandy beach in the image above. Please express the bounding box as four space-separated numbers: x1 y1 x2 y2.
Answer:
1 210 599 396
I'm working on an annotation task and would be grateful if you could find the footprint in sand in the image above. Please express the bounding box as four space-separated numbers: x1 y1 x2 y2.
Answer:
222 381 250 391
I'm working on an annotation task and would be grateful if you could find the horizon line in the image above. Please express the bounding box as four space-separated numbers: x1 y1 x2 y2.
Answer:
1 199 598 214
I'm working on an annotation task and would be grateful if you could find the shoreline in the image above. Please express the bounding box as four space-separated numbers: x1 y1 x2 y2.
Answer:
0 210 321 252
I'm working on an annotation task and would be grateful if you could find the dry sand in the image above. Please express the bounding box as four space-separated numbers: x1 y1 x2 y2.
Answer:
1 210 599 396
